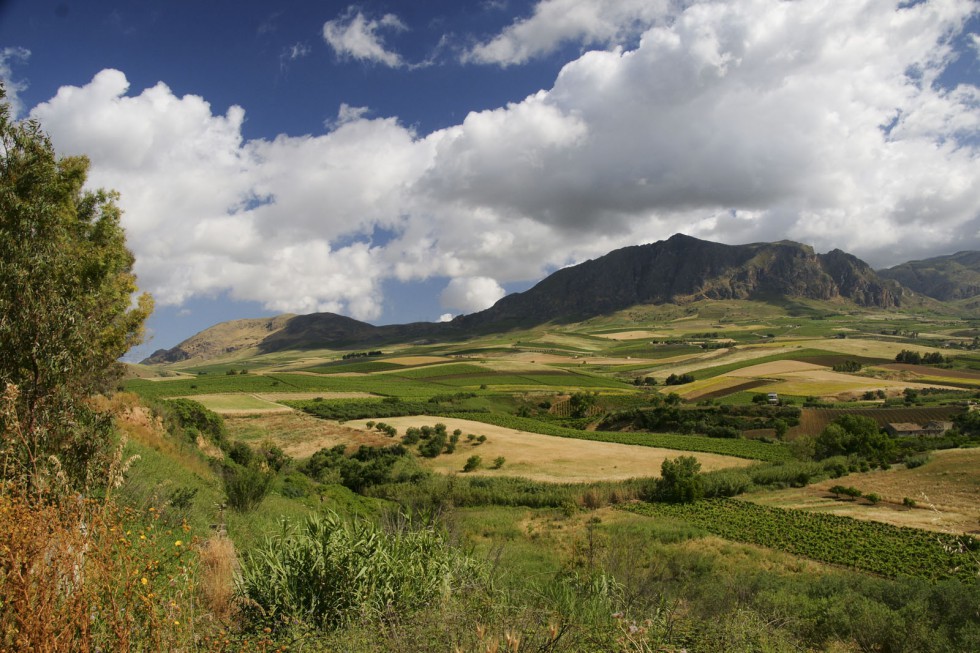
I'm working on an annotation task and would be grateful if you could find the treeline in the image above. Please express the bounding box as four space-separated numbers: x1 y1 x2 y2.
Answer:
604 403 800 438
341 350 383 360
294 393 484 422
895 349 949 365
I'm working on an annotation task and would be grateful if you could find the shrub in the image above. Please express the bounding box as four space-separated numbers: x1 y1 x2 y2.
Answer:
236 512 488 631
463 455 482 472
492 456 506 469
0 493 197 650
702 470 752 497
223 462 275 512
903 452 932 469
162 398 228 449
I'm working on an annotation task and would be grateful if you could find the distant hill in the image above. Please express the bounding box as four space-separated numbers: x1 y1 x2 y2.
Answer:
878 251 980 301
143 314 297 364
144 234 918 363
452 234 909 330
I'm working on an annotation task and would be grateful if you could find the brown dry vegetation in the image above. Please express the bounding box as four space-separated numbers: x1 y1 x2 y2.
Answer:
196 535 239 624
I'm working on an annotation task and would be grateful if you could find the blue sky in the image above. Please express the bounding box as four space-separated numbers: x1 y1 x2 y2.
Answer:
1 0 978 360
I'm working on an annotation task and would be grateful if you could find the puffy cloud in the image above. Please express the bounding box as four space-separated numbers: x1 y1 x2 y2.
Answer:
442 0 980 266
323 6 407 67
0 47 31 117
440 277 506 313
31 69 430 320
465 0 671 66
26 0 980 327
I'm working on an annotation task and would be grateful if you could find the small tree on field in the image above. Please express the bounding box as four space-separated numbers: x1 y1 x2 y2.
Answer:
649 456 704 503
463 455 482 472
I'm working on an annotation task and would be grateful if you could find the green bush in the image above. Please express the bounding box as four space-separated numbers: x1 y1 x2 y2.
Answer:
237 512 488 631
223 461 275 512
646 456 704 503
162 398 227 449
463 455 482 472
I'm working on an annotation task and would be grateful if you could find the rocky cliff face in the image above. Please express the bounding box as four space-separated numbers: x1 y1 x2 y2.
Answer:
879 251 980 301
454 234 906 329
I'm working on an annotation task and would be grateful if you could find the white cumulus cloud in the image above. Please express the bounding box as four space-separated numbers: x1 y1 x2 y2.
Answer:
466 0 671 65
323 6 407 67
0 47 31 117
440 277 507 313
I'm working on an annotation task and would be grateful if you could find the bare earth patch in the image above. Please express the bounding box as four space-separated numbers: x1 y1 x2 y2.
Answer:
344 415 752 483
748 448 980 535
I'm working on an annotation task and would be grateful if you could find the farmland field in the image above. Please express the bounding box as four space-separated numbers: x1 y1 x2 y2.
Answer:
625 498 978 582
343 415 753 482
794 406 963 437
750 447 980 534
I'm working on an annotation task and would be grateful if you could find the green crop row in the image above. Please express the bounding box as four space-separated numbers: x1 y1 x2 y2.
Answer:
624 499 978 582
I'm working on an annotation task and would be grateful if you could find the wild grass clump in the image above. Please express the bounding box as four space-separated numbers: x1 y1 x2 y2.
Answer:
236 511 490 632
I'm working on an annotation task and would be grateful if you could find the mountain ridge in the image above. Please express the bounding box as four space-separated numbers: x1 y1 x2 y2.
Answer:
878 251 980 301
142 234 951 364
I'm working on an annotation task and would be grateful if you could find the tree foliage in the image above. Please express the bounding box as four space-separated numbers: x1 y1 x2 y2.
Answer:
649 455 704 503
813 415 895 466
0 88 152 494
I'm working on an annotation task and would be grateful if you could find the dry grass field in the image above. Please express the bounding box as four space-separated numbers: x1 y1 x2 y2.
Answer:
749 448 980 534
344 415 753 483
593 330 671 340
384 356 454 366
223 411 391 456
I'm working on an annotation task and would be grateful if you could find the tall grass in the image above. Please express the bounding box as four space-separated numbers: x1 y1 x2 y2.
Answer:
236 511 490 631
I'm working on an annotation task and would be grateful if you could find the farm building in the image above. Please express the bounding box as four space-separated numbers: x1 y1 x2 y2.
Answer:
885 421 953 437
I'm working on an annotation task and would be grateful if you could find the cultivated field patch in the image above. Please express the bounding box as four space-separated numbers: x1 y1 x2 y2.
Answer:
727 359 828 377
344 415 753 483
183 393 292 414
593 330 671 341
384 356 454 366
749 448 980 535
683 378 771 401
793 406 963 437
223 411 391 457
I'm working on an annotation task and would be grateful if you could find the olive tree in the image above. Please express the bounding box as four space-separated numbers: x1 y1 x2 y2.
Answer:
0 87 152 494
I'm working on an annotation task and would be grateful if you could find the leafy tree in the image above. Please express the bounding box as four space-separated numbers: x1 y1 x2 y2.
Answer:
814 415 895 466
568 391 599 417
650 455 704 503
463 455 482 472
0 87 152 495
